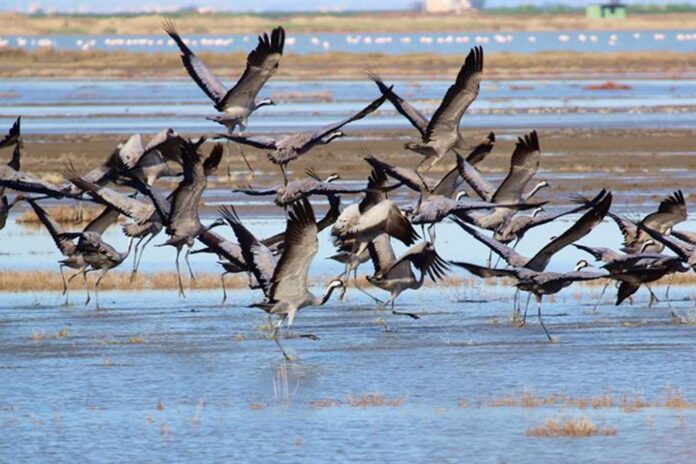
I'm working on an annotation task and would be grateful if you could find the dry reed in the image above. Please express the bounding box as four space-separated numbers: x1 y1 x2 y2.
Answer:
312 393 405 409
1 11 695 35
526 418 617 438
484 388 696 412
1 47 695 80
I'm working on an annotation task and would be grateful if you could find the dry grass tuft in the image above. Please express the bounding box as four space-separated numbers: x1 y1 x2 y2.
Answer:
489 389 616 410
526 417 618 438
0 270 248 291
32 327 71 340
664 387 696 409
346 393 405 408
312 394 405 409
583 81 633 91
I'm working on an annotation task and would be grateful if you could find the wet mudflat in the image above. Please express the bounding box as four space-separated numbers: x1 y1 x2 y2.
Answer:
1 283 695 463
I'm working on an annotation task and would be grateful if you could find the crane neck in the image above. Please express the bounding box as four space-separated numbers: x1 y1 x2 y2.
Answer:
121 237 135 261
318 282 342 305
411 270 427 290
525 181 547 200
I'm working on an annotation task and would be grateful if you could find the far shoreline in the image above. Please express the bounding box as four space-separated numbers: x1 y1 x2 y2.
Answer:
2 49 695 81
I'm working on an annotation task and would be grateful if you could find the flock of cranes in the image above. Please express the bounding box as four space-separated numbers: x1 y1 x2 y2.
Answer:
0 21 693 359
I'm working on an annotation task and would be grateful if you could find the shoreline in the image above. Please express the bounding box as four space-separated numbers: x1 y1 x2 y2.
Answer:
1 49 695 80
1 12 696 35
0 270 690 292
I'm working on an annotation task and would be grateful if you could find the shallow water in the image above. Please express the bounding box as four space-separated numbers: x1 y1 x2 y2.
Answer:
1 78 696 134
1 284 695 462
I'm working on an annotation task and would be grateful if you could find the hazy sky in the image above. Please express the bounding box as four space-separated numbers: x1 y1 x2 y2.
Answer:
6 0 695 13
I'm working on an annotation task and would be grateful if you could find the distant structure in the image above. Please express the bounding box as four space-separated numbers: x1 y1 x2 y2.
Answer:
424 0 472 14
586 2 627 19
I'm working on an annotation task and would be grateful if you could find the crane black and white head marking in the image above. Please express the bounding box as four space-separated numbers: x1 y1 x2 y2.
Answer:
639 239 656 252
256 98 276 108
328 278 346 289
326 173 341 183
575 259 590 271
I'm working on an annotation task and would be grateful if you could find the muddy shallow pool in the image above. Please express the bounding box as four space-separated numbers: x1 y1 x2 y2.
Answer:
1 284 695 463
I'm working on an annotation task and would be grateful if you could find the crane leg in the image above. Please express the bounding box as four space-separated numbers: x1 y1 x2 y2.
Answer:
220 272 229 304
280 165 289 186
225 140 232 181
94 269 107 310
136 233 156 272
517 292 532 328
175 247 185 298
537 297 553 341
665 273 674 300
82 269 93 306
129 235 146 283
60 265 72 305
356 285 384 305
646 284 659 307
390 298 420 320
486 249 492 268
592 281 609 313
271 317 291 361
427 224 437 244
184 247 196 283
238 145 255 177
511 288 520 322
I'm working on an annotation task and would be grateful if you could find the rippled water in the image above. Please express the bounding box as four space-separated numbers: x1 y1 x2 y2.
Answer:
3 195 696 461
1 78 696 134
1 283 695 462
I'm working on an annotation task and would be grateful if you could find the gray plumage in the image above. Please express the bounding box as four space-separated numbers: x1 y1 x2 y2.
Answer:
252 199 346 359
130 138 225 296
0 117 22 229
218 93 387 183
234 170 368 207
164 20 284 133
606 190 687 254
452 260 606 340
453 190 611 272
456 132 549 230
366 233 449 317
402 46 484 171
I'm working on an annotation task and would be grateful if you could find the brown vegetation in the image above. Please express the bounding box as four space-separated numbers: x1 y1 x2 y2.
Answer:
583 81 633 91
16 204 107 226
0 270 245 291
1 48 695 80
483 388 696 411
1 11 695 35
12 129 696 210
312 393 405 409
526 418 618 437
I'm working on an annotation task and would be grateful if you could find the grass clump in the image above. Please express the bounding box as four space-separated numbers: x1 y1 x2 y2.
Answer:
526 417 618 437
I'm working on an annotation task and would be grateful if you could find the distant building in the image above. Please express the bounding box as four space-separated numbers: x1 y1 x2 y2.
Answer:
424 0 472 14
586 2 627 19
